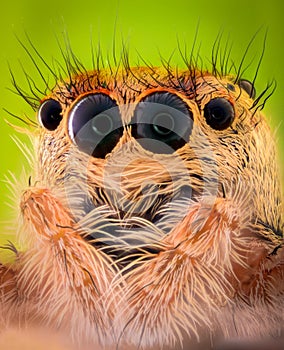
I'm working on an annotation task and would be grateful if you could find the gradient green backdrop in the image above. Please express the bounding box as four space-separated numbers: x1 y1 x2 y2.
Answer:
0 0 283 247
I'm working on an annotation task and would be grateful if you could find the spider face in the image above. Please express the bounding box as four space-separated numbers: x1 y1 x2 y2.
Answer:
10 64 284 348
37 68 282 253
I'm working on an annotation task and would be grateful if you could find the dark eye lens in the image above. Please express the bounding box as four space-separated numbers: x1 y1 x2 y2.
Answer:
68 93 123 158
203 98 234 130
132 92 193 154
238 79 256 99
38 99 62 131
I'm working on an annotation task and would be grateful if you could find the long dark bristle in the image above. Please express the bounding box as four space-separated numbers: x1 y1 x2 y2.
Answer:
7 28 275 128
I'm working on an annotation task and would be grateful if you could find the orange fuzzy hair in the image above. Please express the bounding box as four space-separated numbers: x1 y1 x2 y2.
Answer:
0 35 283 350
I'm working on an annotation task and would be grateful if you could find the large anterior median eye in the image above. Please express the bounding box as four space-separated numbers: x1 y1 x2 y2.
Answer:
68 93 123 158
132 92 193 154
203 98 235 130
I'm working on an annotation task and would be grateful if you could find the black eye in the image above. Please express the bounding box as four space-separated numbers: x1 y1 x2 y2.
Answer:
203 98 235 130
132 92 193 154
38 99 63 131
238 79 256 99
68 93 123 158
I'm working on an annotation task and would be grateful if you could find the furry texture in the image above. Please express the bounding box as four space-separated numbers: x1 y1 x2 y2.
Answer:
0 37 283 350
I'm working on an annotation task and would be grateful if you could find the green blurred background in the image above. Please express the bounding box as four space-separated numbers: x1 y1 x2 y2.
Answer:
0 0 283 248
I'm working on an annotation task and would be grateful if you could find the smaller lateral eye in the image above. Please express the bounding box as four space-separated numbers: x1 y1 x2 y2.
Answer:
238 79 256 99
38 99 63 131
203 98 235 131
